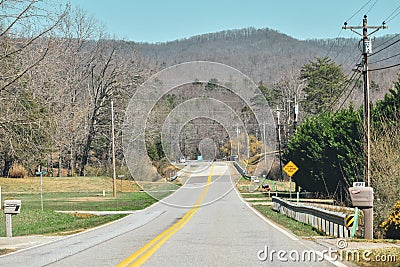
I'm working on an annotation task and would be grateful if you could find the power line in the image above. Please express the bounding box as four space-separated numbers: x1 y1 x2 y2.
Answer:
327 0 376 62
340 42 362 69
369 62 400 71
373 33 400 50
369 52 400 64
333 37 352 61
385 3 400 22
328 67 361 111
346 0 373 22
365 0 380 15
336 73 362 111
387 9 400 23
369 37 400 57
324 29 343 58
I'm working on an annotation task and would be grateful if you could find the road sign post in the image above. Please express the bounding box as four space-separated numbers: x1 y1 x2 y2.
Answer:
282 161 299 200
36 168 46 211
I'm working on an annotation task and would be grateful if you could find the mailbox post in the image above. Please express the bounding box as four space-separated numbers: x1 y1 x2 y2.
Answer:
349 185 373 239
4 200 21 237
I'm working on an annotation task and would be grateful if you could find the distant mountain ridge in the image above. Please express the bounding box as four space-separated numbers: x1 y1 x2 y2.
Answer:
131 27 399 96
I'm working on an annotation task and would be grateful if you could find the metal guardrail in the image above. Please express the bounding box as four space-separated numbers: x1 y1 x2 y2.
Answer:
233 161 250 179
272 196 352 238
167 163 191 182
167 174 178 182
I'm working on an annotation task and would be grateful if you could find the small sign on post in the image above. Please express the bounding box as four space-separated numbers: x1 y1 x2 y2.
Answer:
283 161 299 200
283 161 299 177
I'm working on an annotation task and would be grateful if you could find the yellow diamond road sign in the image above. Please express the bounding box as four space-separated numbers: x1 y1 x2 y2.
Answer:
283 161 299 177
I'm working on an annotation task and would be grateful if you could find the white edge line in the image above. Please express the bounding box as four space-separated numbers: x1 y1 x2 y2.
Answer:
0 197 165 258
0 163 204 258
229 165 299 241
229 164 349 267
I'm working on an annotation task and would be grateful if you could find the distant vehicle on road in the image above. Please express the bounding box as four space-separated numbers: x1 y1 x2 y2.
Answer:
262 184 270 191
179 157 186 163
250 176 260 183
229 155 238 161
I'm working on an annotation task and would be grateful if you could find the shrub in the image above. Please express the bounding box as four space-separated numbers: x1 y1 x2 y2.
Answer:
372 124 400 238
9 162 28 178
285 107 364 201
380 200 400 239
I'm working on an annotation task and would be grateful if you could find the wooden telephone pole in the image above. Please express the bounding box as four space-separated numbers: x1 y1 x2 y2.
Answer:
343 15 386 240
342 15 386 187
111 98 117 197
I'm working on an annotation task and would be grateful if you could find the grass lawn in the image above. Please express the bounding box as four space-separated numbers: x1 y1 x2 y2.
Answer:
1 191 167 211
0 176 178 237
0 176 140 193
236 177 293 193
0 210 124 237
253 205 323 237
240 193 269 198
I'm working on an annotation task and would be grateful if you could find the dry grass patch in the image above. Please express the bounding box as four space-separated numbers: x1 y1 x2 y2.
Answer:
0 176 141 193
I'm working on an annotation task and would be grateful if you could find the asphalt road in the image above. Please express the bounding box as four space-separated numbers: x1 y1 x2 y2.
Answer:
0 162 343 267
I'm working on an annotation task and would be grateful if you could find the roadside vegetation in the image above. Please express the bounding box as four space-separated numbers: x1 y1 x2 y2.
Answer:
1 0 399 243
347 247 400 267
280 58 400 239
253 205 323 237
0 211 124 237
0 176 176 237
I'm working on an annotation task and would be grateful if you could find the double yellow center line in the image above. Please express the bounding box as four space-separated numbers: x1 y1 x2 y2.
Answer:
117 164 214 267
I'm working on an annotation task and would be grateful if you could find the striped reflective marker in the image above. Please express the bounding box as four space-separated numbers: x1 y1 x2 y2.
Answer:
345 215 354 229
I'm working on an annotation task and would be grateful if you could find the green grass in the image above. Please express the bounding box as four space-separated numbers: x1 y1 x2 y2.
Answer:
247 199 271 203
241 193 269 198
2 191 166 211
236 177 294 193
0 210 124 237
0 249 15 256
253 205 324 237
0 178 176 237
0 191 170 237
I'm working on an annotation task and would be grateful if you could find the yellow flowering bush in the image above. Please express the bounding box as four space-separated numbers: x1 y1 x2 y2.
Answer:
381 200 400 239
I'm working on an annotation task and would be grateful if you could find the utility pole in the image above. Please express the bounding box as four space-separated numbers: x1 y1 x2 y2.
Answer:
293 95 299 131
276 109 284 182
39 165 43 211
236 125 240 160
343 15 386 240
111 97 117 197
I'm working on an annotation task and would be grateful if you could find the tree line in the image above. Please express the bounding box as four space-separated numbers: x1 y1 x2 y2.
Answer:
273 56 400 238
0 0 148 177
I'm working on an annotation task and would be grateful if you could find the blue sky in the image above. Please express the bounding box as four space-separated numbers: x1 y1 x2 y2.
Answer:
67 0 400 43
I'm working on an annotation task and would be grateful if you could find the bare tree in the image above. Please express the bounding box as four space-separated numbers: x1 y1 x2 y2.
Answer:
0 0 68 175
0 0 67 92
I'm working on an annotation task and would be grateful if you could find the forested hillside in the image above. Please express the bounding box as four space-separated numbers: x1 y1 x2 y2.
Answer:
135 27 400 102
1 0 400 181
